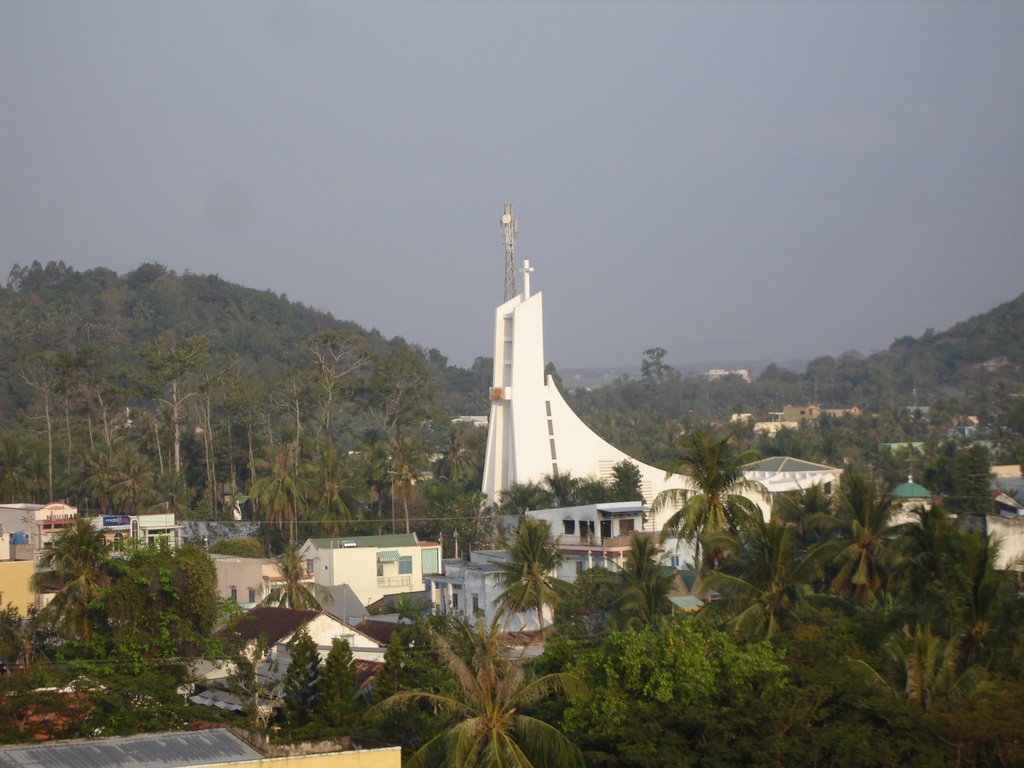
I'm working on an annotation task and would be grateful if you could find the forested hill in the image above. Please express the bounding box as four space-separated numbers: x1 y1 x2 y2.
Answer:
0 260 488 422
873 290 1024 381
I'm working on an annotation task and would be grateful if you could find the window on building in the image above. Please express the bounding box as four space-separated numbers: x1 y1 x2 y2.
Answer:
377 562 384 577
563 519 575 535
398 556 413 575
306 559 314 575
452 592 459 609
670 555 680 568
619 519 634 535
248 588 256 604
472 594 480 614
230 586 237 602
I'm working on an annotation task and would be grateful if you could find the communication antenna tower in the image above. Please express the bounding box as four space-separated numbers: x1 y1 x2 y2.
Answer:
501 203 517 301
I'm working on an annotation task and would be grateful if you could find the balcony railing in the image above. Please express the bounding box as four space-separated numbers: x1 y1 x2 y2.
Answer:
378 575 412 589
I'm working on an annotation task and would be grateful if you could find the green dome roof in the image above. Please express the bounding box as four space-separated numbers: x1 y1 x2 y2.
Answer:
891 476 931 499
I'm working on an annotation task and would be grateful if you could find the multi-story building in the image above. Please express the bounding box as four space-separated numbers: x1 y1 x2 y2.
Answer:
300 533 442 606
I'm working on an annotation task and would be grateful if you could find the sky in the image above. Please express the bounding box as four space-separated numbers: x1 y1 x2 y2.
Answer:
2 2 1023 371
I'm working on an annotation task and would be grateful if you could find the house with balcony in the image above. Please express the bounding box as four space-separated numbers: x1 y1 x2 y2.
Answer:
526 501 647 581
299 533 442 606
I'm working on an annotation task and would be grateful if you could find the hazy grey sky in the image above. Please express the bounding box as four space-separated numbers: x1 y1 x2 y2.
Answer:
3 1 1022 370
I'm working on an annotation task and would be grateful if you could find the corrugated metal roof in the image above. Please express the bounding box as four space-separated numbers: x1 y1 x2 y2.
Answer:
0 729 262 768
376 550 400 562
307 534 418 550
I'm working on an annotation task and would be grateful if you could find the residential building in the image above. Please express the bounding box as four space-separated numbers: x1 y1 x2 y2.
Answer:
0 559 35 614
210 554 285 607
526 501 647 578
300 534 441 606
91 512 181 548
431 551 542 632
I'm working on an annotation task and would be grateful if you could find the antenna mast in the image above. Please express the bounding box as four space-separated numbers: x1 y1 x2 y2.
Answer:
501 203 517 301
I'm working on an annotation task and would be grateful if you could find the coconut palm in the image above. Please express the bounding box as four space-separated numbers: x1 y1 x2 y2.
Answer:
826 473 911 604
704 516 831 639
262 545 333 610
652 428 762 577
31 517 110 641
376 616 584 768
0 432 32 502
249 444 312 543
311 447 361 536
494 517 567 632
615 534 674 628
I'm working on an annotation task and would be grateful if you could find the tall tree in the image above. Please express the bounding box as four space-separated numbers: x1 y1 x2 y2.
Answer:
315 636 358 731
305 330 371 445
653 428 762 578
377 617 584 768
249 444 312 543
283 628 321 729
494 517 567 632
137 335 209 474
826 473 910 604
615 535 674 629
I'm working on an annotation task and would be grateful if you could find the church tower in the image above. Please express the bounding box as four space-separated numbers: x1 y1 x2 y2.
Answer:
481 206 686 518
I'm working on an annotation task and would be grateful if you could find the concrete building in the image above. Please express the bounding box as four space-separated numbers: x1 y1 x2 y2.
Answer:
300 534 442 606
431 550 546 632
210 554 286 608
91 512 181 548
526 501 647 579
0 559 35 615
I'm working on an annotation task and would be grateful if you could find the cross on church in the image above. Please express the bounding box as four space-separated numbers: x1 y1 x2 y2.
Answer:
522 259 534 299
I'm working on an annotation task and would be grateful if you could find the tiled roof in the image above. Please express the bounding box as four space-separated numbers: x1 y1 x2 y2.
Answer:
217 606 319 645
354 619 401 646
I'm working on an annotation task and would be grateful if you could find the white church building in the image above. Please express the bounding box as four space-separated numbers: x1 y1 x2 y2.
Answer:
479 205 839 536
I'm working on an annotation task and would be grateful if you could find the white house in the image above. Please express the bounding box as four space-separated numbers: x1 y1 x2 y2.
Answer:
299 533 442 606
431 551 546 632
525 502 649 580
90 512 181 548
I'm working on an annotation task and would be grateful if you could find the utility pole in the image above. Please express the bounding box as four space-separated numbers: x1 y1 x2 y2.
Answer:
501 203 517 301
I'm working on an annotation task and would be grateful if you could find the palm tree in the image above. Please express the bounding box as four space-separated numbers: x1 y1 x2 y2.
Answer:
311 447 361 536
31 517 110 641
249 444 312 543
652 427 762 577
497 482 550 515
615 534 674 628
704 516 830 639
0 432 32 502
826 473 910 604
541 470 582 508
376 617 584 768
494 517 567 632
262 545 333 610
